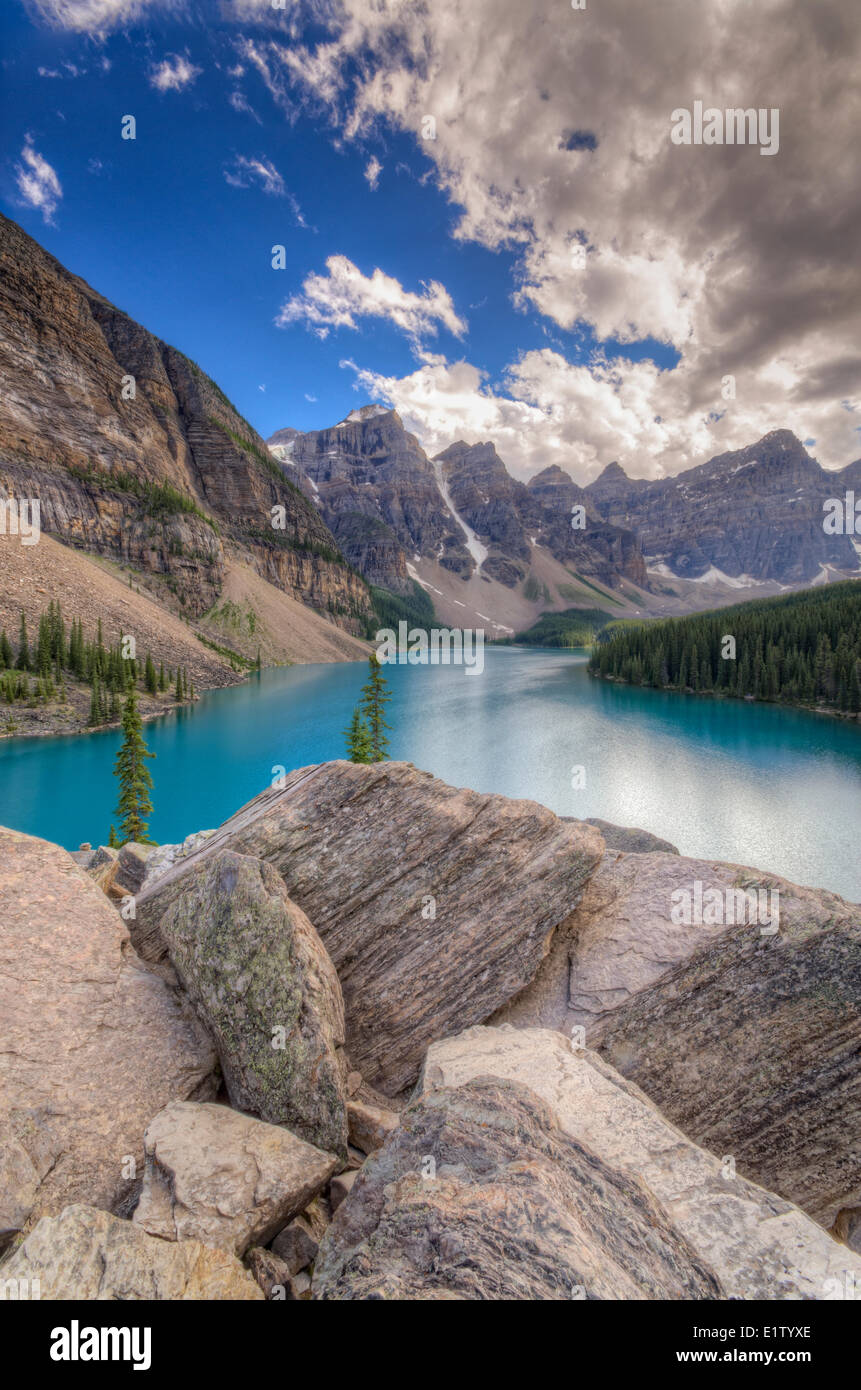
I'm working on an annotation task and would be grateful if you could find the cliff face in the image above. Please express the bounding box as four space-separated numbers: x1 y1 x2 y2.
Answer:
276 412 648 595
284 407 471 591
436 441 648 589
585 431 860 584
0 214 371 629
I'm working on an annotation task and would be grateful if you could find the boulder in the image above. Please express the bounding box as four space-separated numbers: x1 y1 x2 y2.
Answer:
246 1245 292 1299
154 850 348 1157
134 761 603 1094
0 1204 263 1300
582 817 679 854
489 850 860 1227
415 1026 861 1299
593 898 861 1229
329 1170 360 1213
0 828 217 1237
140 830 216 891
347 1100 399 1155
116 842 153 893
132 1101 338 1256
271 1216 319 1275
313 1075 724 1301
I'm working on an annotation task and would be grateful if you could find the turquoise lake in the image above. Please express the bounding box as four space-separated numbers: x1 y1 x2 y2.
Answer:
0 646 858 900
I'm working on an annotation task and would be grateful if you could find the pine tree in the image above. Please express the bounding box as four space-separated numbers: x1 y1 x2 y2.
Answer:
112 682 155 845
0 630 11 668
359 652 392 762
89 675 102 726
144 653 157 694
158 662 167 692
344 706 373 763
16 612 31 670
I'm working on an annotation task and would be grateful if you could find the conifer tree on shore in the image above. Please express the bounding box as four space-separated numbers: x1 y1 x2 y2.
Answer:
112 682 155 845
358 652 392 762
344 706 373 763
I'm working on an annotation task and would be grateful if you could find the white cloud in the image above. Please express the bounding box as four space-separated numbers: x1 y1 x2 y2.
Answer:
277 255 467 345
223 154 286 197
341 346 860 483
253 0 861 470
149 54 201 93
229 90 261 122
26 0 164 32
15 139 62 224
364 155 382 190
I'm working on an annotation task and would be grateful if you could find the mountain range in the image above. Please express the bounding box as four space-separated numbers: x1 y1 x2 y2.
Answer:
0 211 858 668
269 409 860 635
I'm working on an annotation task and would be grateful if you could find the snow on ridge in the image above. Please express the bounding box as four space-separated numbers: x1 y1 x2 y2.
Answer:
344 404 390 424
431 458 488 570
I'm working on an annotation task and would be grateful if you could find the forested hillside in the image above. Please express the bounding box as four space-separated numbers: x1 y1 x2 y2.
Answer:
588 582 861 714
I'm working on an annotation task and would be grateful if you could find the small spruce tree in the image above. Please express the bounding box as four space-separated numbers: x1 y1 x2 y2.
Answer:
112 682 156 845
344 706 373 763
358 652 392 762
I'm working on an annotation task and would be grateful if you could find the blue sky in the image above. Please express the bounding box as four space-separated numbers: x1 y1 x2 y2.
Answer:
1 1 857 479
0 4 678 441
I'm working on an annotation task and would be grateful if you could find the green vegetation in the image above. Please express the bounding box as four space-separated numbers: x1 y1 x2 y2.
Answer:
345 652 392 762
503 606 614 648
112 682 155 845
64 463 220 532
343 706 373 764
0 600 195 726
565 570 625 607
243 522 347 568
368 581 435 636
588 581 861 714
195 632 256 671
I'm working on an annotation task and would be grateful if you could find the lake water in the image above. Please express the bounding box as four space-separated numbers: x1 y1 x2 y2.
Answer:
0 647 858 900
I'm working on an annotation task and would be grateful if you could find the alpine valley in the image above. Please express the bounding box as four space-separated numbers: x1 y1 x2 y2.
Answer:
1 214 858 727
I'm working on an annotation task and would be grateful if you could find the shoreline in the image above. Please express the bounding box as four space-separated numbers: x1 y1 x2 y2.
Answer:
588 669 861 723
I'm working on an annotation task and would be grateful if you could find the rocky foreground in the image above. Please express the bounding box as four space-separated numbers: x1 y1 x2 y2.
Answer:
1 761 859 1300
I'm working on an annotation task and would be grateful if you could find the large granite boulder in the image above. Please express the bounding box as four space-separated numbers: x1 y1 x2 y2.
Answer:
490 851 861 1229
594 903 861 1231
312 1073 724 1300
413 1027 861 1300
0 828 217 1242
132 1101 338 1256
134 761 604 1095
154 850 348 1157
0 1204 263 1300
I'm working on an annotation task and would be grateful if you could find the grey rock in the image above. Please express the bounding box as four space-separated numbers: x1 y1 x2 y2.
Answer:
271 1217 319 1275
416 1026 861 1300
153 850 348 1157
313 1075 724 1301
329 1170 360 1213
134 760 603 1096
1 1204 264 1300
132 1101 337 1256
582 817 680 854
